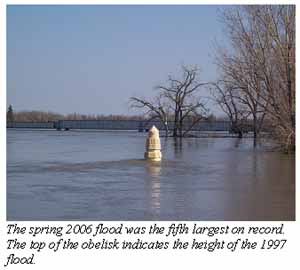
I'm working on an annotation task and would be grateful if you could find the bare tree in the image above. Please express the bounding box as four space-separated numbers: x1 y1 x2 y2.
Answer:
216 5 295 150
130 65 208 137
213 47 268 146
130 94 170 137
210 80 249 138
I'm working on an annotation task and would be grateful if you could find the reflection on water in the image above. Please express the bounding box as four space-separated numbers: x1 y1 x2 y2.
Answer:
146 162 161 216
7 129 295 220
173 138 183 158
234 138 242 148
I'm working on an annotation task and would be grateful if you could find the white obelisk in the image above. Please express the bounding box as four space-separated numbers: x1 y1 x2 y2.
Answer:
144 126 162 161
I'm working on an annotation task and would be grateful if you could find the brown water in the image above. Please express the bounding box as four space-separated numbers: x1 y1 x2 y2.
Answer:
7 129 295 220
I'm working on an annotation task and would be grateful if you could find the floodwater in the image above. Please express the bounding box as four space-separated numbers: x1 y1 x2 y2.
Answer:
7 129 295 221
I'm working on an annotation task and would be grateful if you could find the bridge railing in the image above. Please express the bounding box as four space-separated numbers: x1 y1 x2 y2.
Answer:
7 121 55 129
7 119 242 132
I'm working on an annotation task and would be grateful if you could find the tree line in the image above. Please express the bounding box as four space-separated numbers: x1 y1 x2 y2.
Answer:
6 107 146 122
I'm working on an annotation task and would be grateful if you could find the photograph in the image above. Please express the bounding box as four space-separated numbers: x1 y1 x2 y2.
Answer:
6 4 295 221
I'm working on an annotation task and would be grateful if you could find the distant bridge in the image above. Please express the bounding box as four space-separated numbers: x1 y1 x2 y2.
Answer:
7 119 234 132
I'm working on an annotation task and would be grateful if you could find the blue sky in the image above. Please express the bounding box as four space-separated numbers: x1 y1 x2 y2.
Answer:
7 5 228 116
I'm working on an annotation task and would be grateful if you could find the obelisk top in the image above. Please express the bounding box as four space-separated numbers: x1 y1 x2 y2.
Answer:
149 125 159 136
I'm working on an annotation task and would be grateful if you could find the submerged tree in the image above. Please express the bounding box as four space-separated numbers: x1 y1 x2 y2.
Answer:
213 5 295 150
130 94 170 137
130 65 208 137
210 80 249 138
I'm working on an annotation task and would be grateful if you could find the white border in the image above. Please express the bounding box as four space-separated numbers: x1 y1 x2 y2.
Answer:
1 1 298 270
